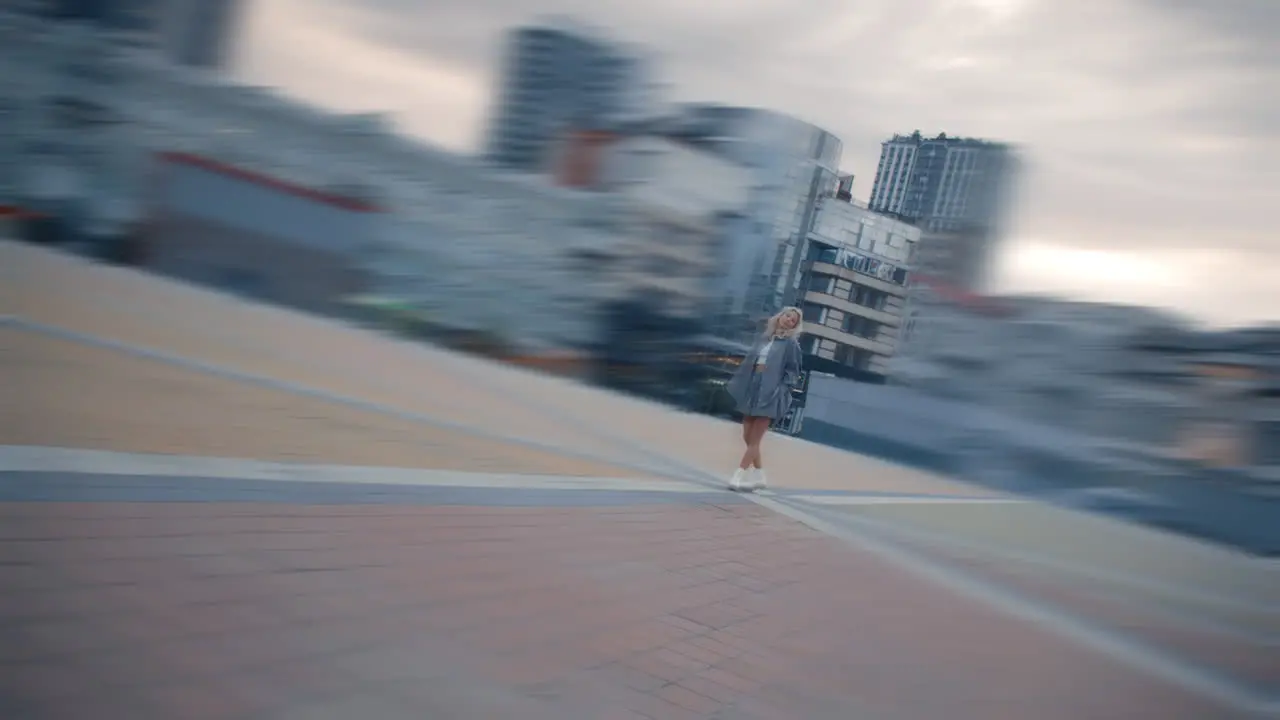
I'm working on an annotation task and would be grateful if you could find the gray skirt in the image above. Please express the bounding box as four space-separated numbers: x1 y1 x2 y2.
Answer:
733 366 792 420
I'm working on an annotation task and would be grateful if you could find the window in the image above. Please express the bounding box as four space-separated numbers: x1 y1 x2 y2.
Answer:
801 303 824 323
852 286 888 311
835 343 873 369
807 274 836 294
815 246 841 265
843 315 881 339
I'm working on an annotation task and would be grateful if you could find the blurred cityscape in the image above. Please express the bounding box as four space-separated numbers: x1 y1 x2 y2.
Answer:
1 4 1276 553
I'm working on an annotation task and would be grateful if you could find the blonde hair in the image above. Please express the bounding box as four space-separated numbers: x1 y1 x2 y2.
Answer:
764 306 803 339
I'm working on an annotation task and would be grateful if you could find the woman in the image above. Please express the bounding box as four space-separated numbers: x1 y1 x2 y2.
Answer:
724 306 804 491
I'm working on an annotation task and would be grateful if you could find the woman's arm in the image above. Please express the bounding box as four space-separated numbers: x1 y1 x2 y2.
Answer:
784 339 803 388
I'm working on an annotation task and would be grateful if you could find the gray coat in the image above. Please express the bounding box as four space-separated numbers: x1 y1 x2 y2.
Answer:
726 334 803 420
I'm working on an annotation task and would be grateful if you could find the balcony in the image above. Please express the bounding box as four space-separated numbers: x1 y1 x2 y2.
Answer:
804 322 896 357
803 290 901 327
809 261 908 297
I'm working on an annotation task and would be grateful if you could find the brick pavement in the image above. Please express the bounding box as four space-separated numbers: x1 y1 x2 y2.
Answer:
0 475 1250 720
3 241 1270 718
819 500 1280 620
850 512 1280 694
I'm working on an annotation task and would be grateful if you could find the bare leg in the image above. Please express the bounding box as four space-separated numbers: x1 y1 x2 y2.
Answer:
738 417 754 469
748 417 770 469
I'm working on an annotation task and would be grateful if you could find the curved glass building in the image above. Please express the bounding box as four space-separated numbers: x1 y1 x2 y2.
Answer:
661 104 843 343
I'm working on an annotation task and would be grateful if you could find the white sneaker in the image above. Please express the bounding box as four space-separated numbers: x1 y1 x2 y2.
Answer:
728 468 747 491
749 469 768 491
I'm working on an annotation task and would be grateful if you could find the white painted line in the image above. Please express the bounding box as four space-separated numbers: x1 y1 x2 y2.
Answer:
791 494 1025 506
0 446 704 493
750 494 1280 717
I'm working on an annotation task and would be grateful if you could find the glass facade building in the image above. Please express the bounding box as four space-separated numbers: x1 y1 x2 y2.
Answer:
659 105 843 344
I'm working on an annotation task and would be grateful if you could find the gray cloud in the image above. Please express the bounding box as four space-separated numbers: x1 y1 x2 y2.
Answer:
237 0 1279 326
1144 0 1280 63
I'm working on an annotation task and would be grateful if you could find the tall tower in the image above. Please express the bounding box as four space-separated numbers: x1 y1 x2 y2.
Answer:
868 131 1016 290
159 0 243 69
484 21 650 172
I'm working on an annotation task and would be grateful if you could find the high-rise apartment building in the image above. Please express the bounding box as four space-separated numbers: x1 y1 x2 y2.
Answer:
868 131 1015 290
159 0 242 68
485 21 651 172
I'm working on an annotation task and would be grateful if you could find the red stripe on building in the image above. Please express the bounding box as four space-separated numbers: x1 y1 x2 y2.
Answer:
157 152 383 213
0 205 47 220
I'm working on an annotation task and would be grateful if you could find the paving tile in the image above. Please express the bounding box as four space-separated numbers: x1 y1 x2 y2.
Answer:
265 690 421 720
3 243 1268 720
890 533 1280 693
139 678 262 720
0 493 1261 720
657 682 728 715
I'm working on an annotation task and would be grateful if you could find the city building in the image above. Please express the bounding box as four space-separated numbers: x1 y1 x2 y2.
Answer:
139 150 381 316
158 0 243 69
0 8 142 245
868 131 1016 290
1128 325 1280 469
361 154 621 353
797 195 920 376
886 286 1280 475
484 20 653 173
540 126 762 403
909 224 993 295
0 2 252 242
2 11 849 357
34 0 242 68
891 286 1218 452
594 134 755 318
0 14 623 353
648 104 845 344
834 173 855 201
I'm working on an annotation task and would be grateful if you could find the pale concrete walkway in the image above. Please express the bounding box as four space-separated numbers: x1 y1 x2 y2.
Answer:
3 240 979 496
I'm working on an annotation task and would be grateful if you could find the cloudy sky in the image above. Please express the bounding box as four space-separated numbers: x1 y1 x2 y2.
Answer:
235 0 1278 328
